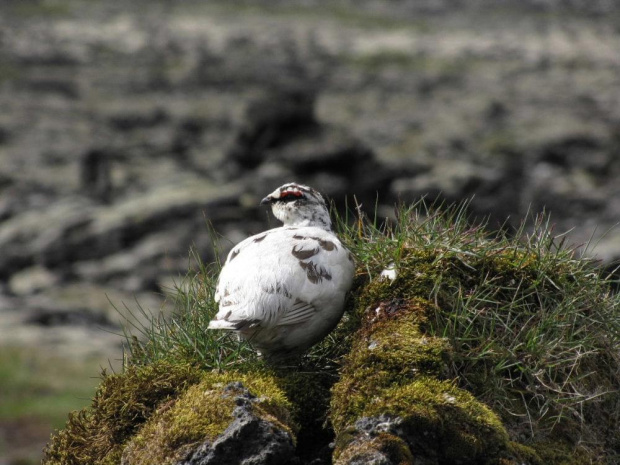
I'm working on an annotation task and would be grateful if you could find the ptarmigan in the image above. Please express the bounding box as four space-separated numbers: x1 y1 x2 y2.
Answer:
208 182 355 361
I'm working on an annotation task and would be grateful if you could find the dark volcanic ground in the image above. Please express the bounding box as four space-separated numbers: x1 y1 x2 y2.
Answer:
1 1 620 463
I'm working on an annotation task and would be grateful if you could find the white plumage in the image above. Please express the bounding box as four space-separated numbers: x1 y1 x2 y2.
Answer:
208 182 355 360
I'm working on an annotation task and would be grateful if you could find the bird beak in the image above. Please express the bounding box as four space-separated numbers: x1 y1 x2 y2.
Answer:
260 196 272 205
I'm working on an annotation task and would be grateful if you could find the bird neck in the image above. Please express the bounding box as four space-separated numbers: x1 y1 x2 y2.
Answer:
276 204 333 230
287 215 332 230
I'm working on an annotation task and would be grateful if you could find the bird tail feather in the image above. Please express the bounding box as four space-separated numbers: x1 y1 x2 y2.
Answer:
207 320 237 330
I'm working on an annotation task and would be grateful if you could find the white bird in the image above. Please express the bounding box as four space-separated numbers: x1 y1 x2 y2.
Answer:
208 182 355 361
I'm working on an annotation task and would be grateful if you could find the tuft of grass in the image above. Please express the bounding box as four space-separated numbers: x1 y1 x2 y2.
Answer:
119 245 260 372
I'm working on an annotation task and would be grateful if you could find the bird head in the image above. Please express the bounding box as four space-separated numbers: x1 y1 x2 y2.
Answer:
261 183 332 229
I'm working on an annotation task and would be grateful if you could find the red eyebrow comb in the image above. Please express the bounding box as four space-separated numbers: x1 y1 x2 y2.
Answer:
281 190 303 197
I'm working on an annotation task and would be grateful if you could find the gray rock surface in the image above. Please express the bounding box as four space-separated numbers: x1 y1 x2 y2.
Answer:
176 383 297 465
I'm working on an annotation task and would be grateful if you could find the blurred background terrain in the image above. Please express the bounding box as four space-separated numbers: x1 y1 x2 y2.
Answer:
1 0 620 463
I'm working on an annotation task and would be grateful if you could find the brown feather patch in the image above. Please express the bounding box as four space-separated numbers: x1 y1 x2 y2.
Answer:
292 244 320 260
291 235 337 252
299 260 332 283
318 239 336 251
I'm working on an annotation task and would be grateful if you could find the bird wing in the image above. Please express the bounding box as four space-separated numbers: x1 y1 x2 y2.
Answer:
209 227 354 330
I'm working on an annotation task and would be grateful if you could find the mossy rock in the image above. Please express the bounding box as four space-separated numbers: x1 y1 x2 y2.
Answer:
43 362 296 465
122 373 295 464
43 361 203 465
331 298 510 464
328 231 620 463
335 432 414 465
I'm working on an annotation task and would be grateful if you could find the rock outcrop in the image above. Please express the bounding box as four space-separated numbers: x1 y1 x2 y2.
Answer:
42 203 620 465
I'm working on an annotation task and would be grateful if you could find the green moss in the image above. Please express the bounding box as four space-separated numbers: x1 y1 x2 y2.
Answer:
123 372 294 465
506 441 543 465
276 371 331 425
331 298 448 431
275 370 335 460
331 295 508 463
529 441 603 465
335 433 414 465
333 374 509 463
384 378 507 459
42 361 203 465
354 300 449 376
353 249 440 315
